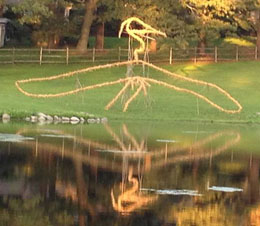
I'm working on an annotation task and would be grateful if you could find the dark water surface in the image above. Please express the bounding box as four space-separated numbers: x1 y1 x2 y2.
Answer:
0 121 260 226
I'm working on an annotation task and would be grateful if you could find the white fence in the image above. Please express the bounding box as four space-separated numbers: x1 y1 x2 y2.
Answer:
0 46 258 64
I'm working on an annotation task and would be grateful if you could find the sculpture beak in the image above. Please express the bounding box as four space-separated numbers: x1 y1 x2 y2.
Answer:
118 17 167 39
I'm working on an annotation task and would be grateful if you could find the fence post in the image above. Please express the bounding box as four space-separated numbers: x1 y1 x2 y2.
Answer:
214 46 218 63
169 47 173 64
12 47 15 64
66 47 69 65
194 47 197 63
236 46 239 61
39 47 43 65
92 48 95 62
255 46 258 60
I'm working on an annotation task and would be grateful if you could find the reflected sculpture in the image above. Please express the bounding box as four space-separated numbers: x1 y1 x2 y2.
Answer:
111 167 157 215
16 123 241 173
1 124 259 226
0 123 246 223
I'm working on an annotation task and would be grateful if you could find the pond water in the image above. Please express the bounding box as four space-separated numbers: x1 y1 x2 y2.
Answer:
0 121 260 226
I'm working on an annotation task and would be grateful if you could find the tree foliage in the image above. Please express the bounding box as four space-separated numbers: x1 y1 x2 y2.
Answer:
12 0 71 47
181 0 239 52
233 0 260 49
12 0 52 25
0 0 5 17
3 0 260 50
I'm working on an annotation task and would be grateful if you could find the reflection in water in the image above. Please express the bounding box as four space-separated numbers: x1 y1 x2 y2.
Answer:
0 122 259 225
250 205 260 226
56 180 78 202
111 167 157 215
16 124 241 173
171 202 240 226
74 159 96 226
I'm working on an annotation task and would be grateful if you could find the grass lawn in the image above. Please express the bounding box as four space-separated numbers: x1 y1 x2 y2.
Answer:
0 61 260 123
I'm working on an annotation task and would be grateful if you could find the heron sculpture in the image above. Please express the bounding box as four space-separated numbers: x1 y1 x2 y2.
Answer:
15 17 242 114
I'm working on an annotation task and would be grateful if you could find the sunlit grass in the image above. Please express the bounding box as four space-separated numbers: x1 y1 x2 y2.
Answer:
224 37 254 47
1 61 260 122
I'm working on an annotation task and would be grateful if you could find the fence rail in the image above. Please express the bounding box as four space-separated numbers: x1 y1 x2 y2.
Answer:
0 46 258 65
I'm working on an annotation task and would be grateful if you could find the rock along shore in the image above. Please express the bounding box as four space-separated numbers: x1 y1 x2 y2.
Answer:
1 112 108 125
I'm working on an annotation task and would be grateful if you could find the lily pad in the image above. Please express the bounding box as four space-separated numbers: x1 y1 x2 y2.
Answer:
156 139 177 143
40 134 74 139
141 188 202 196
208 186 243 192
0 133 34 143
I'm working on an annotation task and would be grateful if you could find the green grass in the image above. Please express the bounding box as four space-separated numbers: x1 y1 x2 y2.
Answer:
88 36 129 49
0 61 260 123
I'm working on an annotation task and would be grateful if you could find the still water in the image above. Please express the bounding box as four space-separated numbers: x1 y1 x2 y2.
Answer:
0 121 259 226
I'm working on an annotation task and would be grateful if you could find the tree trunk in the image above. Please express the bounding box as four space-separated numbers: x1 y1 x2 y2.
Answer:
197 29 206 56
95 22 104 49
0 5 3 17
47 34 60 49
256 23 260 58
247 158 259 204
48 154 56 200
76 0 98 52
74 159 96 225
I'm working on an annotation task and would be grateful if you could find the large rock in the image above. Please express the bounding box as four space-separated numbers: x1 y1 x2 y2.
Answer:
71 116 80 122
38 116 46 122
2 113 10 123
31 116 38 122
87 118 96 124
2 113 10 121
25 117 31 122
61 117 70 122
37 112 47 118
54 115 61 122
46 115 53 121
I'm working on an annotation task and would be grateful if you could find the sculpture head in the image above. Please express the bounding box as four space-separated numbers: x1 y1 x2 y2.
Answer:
119 17 166 39
119 17 166 60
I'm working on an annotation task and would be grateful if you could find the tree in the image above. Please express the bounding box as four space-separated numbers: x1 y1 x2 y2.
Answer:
113 0 191 50
76 0 120 50
94 0 116 49
155 0 196 49
234 0 260 54
76 0 98 51
253 1 260 51
76 0 166 51
0 0 5 17
181 0 238 54
12 0 71 48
